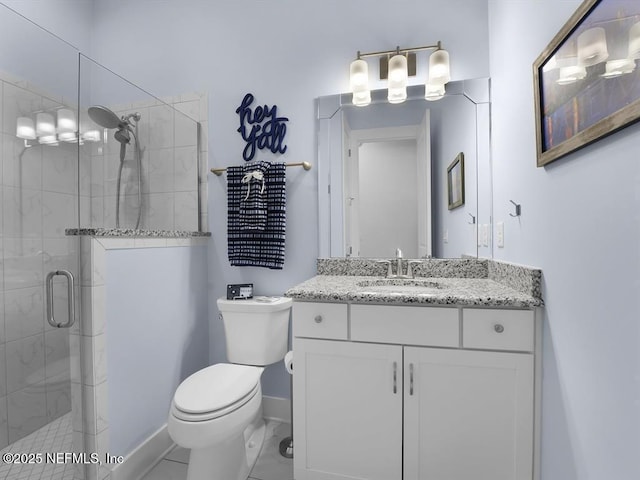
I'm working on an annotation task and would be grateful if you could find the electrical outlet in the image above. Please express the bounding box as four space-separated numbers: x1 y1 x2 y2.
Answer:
443 229 449 243
496 222 504 248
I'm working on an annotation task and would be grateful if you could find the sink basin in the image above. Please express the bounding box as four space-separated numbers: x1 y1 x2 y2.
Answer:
356 278 444 294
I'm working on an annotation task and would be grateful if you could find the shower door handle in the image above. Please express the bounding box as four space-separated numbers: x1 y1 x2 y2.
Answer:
46 270 76 329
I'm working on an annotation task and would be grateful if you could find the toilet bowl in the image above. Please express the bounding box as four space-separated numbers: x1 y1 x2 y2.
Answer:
167 296 292 480
168 364 265 480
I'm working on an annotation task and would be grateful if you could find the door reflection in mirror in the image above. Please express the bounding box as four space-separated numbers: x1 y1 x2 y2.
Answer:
317 80 491 259
344 115 430 258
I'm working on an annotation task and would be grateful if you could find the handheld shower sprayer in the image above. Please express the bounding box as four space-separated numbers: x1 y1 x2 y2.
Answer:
88 105 143 229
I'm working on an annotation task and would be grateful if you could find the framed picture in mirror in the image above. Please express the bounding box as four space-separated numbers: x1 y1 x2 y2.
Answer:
533 0 640 167
447 152 465 210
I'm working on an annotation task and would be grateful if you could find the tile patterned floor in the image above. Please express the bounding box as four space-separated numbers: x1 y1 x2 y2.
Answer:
0 413 75 480
141 420 293 480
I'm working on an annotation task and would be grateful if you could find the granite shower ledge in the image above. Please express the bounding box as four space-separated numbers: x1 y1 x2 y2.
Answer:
285 275 543 308
65 228 211 238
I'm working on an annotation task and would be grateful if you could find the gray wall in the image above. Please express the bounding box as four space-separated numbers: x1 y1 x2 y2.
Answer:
488 1 640 479
1 0 92 52
106 246 209 456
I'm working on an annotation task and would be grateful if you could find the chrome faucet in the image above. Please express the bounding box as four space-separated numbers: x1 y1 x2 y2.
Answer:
395 248 403 278
377 248 422 278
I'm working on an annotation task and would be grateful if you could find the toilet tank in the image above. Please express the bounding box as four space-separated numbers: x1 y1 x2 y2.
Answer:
217 296 292 366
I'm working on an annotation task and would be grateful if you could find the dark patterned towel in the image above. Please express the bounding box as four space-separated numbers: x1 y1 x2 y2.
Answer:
239 161 270 230
228 162 286 269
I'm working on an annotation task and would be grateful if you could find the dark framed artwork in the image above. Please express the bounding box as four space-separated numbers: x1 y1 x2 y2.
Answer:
447 152 465 210
533 0 640 167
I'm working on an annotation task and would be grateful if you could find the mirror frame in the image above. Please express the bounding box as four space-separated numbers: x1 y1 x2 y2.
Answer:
317 78 493 259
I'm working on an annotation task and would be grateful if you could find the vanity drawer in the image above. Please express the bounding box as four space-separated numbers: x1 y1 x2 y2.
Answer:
293 302 348 340
351 304 459 347
463 309 534 351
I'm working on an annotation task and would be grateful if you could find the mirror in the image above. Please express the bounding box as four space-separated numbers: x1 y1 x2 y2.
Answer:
317 78 492 259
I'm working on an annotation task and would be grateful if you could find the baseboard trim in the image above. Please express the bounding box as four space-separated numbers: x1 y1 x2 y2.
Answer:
262 395 291 423
110 424 175 480
110 398 289 480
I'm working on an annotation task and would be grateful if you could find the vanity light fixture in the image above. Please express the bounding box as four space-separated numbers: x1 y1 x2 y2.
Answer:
387 49 408 104
428 48 451 85
57 108 77 142
601 58 636 78
424 82 445 101
349 41 451 106
82 129 101 143
36 112 55 136
57 108 76 132
548 20 640 85
16 117 36 140
350 55 371 107
15 108 101 147
577 27 609 66
38 135 59 146
629 21 640 59
556 65 587 85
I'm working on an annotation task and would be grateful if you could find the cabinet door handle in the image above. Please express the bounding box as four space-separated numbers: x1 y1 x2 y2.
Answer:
314 315 323 324
409 363 414 396
393 362 397 394
494 324 505 333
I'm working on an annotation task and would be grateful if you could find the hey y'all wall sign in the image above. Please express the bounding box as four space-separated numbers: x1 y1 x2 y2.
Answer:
236 93 289 161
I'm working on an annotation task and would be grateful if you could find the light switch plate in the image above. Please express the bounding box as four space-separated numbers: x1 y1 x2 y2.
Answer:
443 229 449 243
482 224 489 247
497 221 504 248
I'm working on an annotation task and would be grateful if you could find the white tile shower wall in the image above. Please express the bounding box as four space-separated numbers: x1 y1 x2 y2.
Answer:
86 92 208 232
0 73 78 449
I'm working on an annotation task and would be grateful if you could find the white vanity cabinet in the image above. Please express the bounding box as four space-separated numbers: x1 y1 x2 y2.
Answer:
292 302 540 480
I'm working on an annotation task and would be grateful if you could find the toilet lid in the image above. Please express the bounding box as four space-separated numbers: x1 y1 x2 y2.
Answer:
173 364 263 414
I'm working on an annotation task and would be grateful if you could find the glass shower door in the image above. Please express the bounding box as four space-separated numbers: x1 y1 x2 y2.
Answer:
0 5 83 480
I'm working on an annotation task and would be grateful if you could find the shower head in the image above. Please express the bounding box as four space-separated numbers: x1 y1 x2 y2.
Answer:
88 105 122 129
114 127 130 145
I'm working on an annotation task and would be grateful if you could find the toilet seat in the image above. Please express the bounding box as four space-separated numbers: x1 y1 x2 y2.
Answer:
171 363 263 422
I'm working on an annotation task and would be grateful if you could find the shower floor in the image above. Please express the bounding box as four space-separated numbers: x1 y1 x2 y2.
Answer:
0 413 75 480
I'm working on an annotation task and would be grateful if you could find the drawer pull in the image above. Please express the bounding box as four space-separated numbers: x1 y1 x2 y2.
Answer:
494 324 505 333
314 315 323 324
393 362 397 394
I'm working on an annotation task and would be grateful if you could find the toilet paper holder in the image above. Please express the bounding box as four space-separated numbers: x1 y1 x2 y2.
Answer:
280 350 294 458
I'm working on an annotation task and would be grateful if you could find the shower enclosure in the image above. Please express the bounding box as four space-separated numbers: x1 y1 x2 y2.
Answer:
0 5 205 480
0 9 82 480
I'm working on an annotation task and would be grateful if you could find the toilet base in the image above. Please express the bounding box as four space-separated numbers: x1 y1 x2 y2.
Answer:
185 414 266 480
243 413 267 474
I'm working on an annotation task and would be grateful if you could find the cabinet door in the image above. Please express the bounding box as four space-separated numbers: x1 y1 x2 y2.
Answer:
293 338 403 480
404 347 534 480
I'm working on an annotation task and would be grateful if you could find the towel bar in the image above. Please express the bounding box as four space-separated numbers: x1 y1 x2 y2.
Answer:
210 161 312 176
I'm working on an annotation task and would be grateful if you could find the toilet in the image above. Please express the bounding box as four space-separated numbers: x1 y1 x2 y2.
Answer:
168 296 292 480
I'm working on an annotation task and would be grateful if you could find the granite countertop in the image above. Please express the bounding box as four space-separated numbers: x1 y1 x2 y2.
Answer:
66 228 211 238
285 275 542 308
